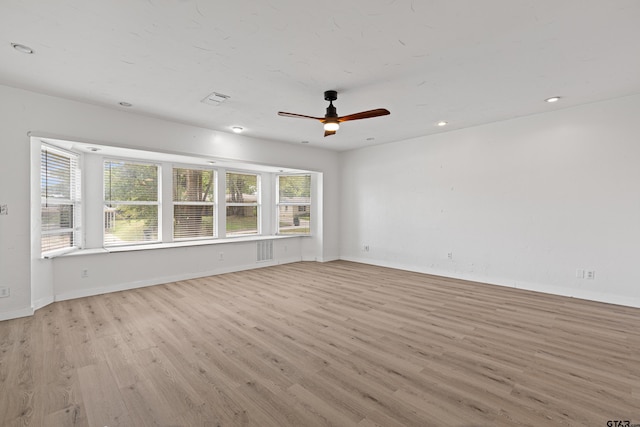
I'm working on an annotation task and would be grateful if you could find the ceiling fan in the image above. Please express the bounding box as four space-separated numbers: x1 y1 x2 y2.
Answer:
278 90 390 137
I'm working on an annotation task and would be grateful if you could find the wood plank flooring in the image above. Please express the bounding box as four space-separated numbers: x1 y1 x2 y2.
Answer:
1 260 639 426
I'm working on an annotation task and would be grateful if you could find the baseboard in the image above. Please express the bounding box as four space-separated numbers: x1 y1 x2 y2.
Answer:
316 255 340 263
339 256 640 309
32 295 55 311
0 306 34 322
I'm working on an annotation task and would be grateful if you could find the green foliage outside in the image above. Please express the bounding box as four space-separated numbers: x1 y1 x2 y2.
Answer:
104 161 159 243
278 175 311 202
226 173 258 234
112 218 146 241
174 168 215 238
227 215 258 233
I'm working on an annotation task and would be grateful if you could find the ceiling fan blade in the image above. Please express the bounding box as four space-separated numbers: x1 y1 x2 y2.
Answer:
278 111 324 121
324 130 337 137
338 108 390 122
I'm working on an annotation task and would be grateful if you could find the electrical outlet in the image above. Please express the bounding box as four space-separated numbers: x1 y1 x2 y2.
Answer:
0 205 7 215
81 269 89 278
0 287 9 298
363 245 370 252
586 270 595 280
219 252 224 261
447 252 453 260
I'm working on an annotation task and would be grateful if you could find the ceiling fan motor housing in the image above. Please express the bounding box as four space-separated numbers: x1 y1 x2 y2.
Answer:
324 90 339 119
324 90 338 101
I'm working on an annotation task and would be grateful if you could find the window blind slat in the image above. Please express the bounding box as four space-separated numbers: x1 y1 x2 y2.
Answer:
104 161 158 202
173 168 215 239
173 168 214 202
41 147 80 254
277 174 311 235
174 206 214 239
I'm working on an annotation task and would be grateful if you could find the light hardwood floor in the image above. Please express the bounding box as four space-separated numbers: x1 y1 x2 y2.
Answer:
1 261 638 426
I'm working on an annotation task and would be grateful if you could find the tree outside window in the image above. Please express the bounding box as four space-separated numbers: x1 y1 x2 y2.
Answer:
226 172 259 235
173 168 215 239
104 160 159 245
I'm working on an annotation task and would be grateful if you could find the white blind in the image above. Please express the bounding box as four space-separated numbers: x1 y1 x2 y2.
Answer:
226 172 259 235
277 174 311 235
173 168 215 239
104 160 159 245
41 146 80 253
278 175 311 203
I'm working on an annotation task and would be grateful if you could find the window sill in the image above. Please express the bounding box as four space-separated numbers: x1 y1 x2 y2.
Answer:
46 234 307 258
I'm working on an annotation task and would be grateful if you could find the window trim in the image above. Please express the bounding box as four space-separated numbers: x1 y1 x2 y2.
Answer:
225 170 262 237
276 173 311 236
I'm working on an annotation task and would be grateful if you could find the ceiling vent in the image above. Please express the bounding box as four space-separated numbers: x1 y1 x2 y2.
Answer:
201 91 230 106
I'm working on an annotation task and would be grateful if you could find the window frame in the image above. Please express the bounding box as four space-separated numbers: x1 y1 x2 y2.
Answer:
172 166 217 241
225 170 261 237
40 144 82 256
103 158 161 247
276 174 311 236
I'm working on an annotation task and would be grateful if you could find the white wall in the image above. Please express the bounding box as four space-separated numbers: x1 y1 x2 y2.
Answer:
340 94 640 307
51 238 303 302
0 84 340 320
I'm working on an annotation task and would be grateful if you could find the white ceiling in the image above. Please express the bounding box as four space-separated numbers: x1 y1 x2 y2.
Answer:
2 1 640 151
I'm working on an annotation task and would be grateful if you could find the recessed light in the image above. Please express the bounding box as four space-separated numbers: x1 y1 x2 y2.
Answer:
545 96 561 103
208 161 216 165
366 137 375 141
437 121 448 127
119 101 132 107
11 43 34 54
231 126 244 133
87 147 100 152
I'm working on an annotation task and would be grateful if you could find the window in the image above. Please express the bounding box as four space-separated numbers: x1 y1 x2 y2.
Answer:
41 145 81 254
277 174 311 235
34 137 319 256
173 167 215 239
104 160 159 245
226 172 259 236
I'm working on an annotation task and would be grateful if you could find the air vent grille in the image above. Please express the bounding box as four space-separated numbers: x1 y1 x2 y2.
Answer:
257 240 273 262
201 91 230 106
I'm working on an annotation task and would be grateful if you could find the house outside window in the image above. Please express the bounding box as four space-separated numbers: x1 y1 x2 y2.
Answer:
277 174 311 235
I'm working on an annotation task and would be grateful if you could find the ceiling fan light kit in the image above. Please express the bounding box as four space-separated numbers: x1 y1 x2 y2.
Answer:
278 90 390 137
324 121 340 131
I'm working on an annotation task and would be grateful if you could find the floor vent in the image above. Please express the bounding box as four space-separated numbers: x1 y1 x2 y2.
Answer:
257 240 273 262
